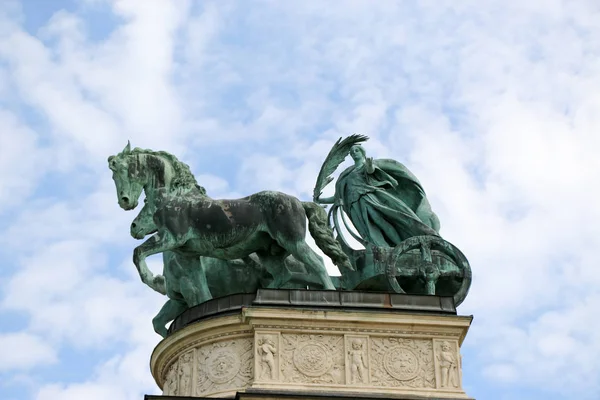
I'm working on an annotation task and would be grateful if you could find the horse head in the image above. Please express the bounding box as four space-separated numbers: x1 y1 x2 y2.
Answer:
108 141 146 210
130 199 158 239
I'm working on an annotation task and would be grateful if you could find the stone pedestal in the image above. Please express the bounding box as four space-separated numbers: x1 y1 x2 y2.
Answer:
149 290 473 400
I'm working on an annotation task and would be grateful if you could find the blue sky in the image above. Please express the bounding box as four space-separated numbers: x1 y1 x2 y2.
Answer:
1 1 599 399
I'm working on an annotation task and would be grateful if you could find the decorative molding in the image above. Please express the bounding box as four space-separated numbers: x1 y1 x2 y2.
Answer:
157 330 252 382
151 306 472 399
251 324 460 338
162 360 179 396
178 350 194 396
281 334 345 384
370 338 435 389
196 338 253 396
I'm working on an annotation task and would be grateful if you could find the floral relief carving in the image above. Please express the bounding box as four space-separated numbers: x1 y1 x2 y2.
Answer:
281 334 345 384
196 338 253 396
370 337 435 388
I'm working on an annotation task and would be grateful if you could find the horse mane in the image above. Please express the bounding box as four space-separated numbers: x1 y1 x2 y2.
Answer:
129 147 207 194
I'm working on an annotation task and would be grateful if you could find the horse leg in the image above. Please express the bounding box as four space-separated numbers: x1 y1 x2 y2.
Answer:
284 241 336 290
133 230 182 294
255 251 290 289
152 298 187 338
242 255 274 288
179 256 212 306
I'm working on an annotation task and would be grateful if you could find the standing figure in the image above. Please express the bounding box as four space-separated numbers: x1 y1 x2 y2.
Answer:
315 137 440 247
348 340 368 384
257 338 277 380
437 341 458 388
178 352 193 395
165 363 178 395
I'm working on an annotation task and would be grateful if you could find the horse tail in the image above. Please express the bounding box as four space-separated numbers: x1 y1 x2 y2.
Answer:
302 202 354 271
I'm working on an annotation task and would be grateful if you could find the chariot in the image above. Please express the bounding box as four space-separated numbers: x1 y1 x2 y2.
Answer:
328 205 472 306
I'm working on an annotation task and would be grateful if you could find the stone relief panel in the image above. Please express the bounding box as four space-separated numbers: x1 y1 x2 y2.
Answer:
370 337 435 389
345 335 369 385
255 333 280 381
196 338 253 396
434 340 461 389
162 359 179 396
178 350 194 396
281 334 345 384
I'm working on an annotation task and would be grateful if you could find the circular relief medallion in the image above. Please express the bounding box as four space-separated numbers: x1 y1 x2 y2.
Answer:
206 348 241 384
383 346 420 381
293 342 332 377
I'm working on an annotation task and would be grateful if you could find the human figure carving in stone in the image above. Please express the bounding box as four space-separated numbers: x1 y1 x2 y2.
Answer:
315 137 440 247
257 338 277 380
437 341 458 388
348 340 368 384
165 363 178 395
178 352 193 395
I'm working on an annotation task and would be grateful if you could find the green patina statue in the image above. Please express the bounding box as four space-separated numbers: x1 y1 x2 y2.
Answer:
108 142 353 337
131 199 337 337
108 136 472 337
314 135 440 247
313 135 471 306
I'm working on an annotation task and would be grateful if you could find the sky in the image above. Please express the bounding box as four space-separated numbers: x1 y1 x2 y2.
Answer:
0 0 599 399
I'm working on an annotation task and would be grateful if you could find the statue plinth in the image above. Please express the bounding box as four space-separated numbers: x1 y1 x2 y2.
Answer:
148 290 474 400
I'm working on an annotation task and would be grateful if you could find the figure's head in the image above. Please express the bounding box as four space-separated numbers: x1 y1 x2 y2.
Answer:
352 340 362 350
441 341 451 351
108 141 145 210
259 337 274 346
350 144 366 162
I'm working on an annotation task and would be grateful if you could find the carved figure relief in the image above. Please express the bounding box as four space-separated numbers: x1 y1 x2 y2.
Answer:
370 337 435 388
196 338 253 396
281 334 345 384
346 337 369 384
256 335 278 381
178 351 194 396
163 361 179 396
436 341 459 388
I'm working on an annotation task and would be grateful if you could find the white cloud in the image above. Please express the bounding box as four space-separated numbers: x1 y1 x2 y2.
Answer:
194 173 230 197
0 111 46 211
1 1 599 400
0 332 56 372
0 0 194 172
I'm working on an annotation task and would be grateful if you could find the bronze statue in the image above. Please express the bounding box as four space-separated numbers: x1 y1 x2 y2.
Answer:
314 135 440 247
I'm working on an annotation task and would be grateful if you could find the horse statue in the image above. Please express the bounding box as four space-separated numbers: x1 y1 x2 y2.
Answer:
128 199 271 336
131 198 328 337
108 142 353 335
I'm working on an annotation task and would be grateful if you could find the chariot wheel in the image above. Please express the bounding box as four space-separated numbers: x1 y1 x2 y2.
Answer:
386 235 472 306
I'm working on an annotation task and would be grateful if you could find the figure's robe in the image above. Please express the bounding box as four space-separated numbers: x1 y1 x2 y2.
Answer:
335 159 440 247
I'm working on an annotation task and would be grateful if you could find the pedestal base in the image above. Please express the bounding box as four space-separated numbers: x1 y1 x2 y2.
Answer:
149 290 474 399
